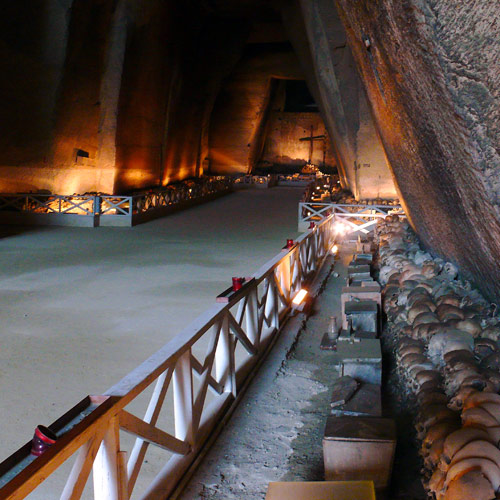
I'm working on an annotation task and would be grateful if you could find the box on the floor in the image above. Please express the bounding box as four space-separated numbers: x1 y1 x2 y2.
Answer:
343 300 378 334
265 480 375 500
323 416 396 489
337 338 382 384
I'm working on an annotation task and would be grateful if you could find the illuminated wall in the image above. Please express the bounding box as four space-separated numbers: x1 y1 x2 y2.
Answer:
260 112 336 170
208 44 304 175
0 0 396 199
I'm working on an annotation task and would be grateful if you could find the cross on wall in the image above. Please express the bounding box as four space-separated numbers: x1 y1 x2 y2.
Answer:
299 125 326 164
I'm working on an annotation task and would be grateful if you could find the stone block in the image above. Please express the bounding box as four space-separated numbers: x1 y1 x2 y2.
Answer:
338 329 377 341
356 241 372 253
266 480 375 500
353 253 373 262
344 300 378 333
323 416 396 489
330 382 382 417
348 264 371 274
337 338 382 384
341 287 381 329
330 376 359 407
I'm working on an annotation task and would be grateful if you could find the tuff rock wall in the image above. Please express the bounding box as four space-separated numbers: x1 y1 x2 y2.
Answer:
208 43 304 175
0 0 250 195
260 111 336 171
332 0 500 300
281 0 398 200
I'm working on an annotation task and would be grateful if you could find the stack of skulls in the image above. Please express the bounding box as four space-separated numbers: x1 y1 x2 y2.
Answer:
375 215 500 500
358 198 401 206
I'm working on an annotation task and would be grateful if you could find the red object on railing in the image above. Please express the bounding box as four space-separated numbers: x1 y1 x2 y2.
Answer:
309 222 315 229
286 239 294 249
232 277 244 291
31 426 57 456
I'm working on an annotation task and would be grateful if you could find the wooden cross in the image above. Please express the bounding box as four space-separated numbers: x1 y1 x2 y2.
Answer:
299 126 326 164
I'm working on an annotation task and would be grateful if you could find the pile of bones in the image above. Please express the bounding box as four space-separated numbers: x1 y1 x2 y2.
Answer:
376 215 500 500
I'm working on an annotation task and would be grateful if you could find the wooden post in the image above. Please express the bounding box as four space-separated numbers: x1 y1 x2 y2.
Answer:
265 277 279 330
280 258 291 303
215 314 236 396
173 351 194 445
245 288 259 349
93 417 124 500
117 451 128 500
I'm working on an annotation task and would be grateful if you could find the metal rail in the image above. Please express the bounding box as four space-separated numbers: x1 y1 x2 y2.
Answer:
0 216 335 500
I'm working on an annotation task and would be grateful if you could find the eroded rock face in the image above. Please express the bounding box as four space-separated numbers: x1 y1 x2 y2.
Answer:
281 0 397 200
260 110 336 170
333 0 500 300
0 0 250 194
208 43 304 175
114 1 249 192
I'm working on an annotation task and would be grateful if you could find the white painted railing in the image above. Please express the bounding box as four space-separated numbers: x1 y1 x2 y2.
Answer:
0 216 335 500
298 202 403 233
0 177 232 227
0 194 97 215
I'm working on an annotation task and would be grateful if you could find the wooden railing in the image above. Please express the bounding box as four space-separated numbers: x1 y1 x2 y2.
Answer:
0 216 335 500
0 177 233 227
298 202 403 233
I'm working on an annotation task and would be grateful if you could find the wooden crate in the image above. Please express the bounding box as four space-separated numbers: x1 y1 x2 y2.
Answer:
323 416 396 489
266 480 375 500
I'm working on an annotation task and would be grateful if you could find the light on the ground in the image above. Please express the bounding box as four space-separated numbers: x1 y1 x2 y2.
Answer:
292 289 308 306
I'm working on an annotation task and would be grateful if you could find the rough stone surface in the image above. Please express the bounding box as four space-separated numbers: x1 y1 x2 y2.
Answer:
333 0 500 300
0 0 250 194
281 0 397 199
209 43 304 175
260 111 336 170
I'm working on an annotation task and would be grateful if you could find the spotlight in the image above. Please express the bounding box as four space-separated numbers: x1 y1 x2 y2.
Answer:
291 289 308 312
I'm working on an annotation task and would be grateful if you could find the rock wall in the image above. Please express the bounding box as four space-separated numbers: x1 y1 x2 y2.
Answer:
114 1 249 193
333 0 500 299
259 111 336 170
281 0 397 200
208 43 304 175
0 0 250 195
0 0 80 193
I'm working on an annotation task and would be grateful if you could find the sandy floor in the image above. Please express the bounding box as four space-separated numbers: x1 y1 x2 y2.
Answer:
0 187 302 473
